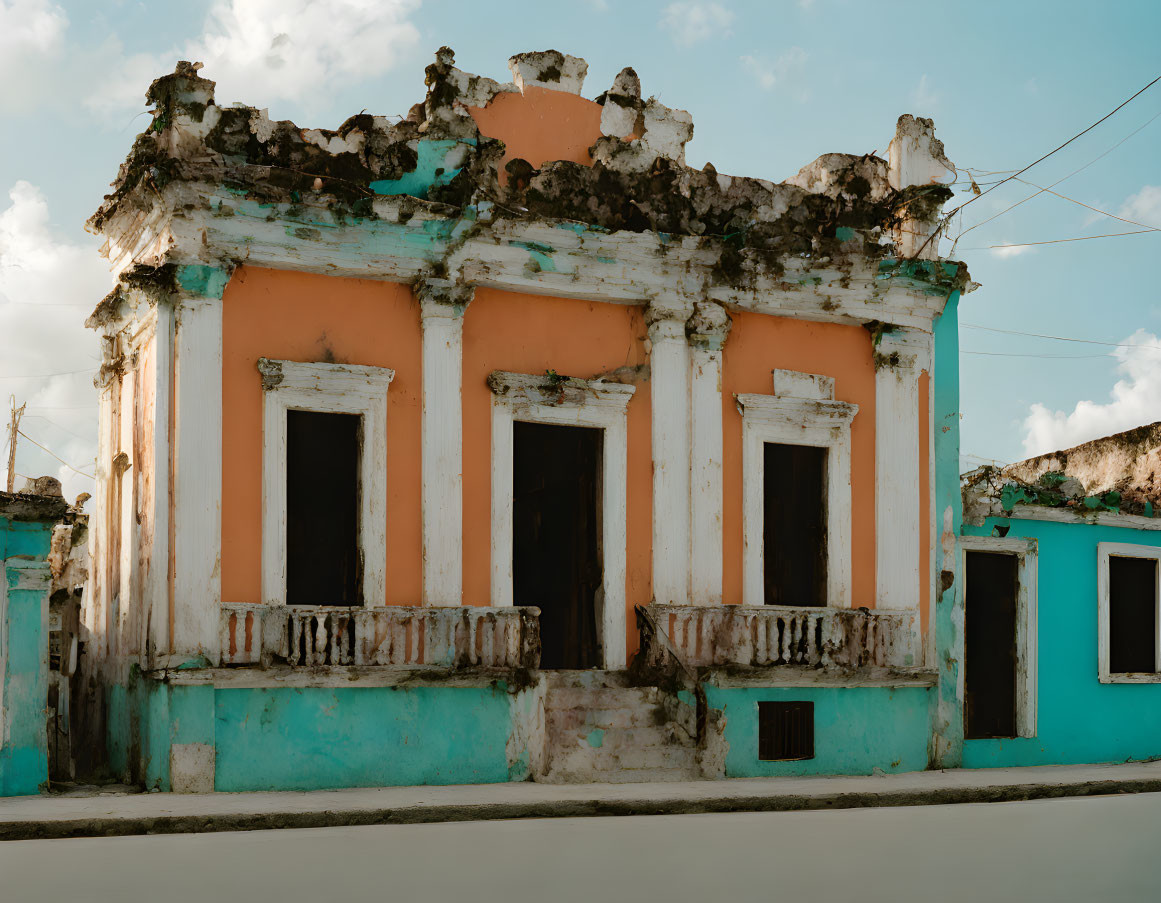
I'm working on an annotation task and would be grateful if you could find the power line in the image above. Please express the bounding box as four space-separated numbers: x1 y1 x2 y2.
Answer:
953 107 1161 243
964 229 1155 250
1012 178 1161 231
960 349 1110 359
920 74 1161 257
0 367 97 381
24 414 93 444
15 429 94 480
961 323 1161 349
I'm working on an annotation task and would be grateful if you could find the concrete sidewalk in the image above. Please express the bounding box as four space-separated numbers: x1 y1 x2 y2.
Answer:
3 761 1160 841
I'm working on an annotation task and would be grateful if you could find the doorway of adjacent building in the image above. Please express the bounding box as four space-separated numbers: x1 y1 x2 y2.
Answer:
964 549 1018 739
513 421 602 669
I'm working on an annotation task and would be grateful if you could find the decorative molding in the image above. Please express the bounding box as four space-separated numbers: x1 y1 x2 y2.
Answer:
735 390 858 608
1097 541 1161 684
259 358 394 611
489 370 635 669
1005 506 1161 532
959 535 1038 737
103 184 955 332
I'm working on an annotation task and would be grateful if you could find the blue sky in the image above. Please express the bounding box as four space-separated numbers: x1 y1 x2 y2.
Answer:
1 0 1159 497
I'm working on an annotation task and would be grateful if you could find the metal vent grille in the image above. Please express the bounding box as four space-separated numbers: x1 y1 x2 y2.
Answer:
758 701 815 761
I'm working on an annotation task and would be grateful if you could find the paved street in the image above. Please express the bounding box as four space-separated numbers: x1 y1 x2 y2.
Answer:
3 793 1159 902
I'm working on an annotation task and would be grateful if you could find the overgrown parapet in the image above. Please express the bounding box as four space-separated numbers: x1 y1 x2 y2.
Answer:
87 48 969 300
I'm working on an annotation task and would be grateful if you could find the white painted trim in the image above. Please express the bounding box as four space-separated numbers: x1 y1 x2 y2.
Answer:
736 391 858 608
1008 506 1161 532
960 535 1038 738
1097 541 1161 684
172 298 223 661
419 283 471 607
648 312 691 605
689 344 724 605
488 370 635 669
259 358 394 609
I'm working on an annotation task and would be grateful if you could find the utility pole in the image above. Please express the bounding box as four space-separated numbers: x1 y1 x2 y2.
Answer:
6 395 25 493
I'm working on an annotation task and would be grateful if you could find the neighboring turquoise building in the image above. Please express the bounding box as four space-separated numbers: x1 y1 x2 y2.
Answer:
1 489 68 796
958 422 1161 769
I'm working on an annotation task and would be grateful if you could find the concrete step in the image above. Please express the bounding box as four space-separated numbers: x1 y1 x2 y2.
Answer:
547 705 668 733
539 765 703 784
544 670 635 690
548 743 699 775
545 686 661 710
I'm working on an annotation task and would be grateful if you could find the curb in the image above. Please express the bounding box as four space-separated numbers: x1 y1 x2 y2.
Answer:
4 776 1161 841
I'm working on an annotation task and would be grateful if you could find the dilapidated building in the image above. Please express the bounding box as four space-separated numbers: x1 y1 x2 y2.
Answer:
82 48 970 791
958 423 1161 767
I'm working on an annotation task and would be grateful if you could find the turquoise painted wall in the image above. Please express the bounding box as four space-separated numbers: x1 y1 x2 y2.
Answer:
215 686 519 791
1 514 54 796
109 677 533 792
963 517 1161 768
704 685 934 777
933 291 964 768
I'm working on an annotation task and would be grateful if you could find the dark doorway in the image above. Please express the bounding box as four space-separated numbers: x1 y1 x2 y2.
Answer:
1109 555 1157 674
513 421 602 669
764 443 827 606
964 550 1018 739
286 409 361 606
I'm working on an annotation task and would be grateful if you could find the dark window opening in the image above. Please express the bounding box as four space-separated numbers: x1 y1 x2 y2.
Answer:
286 409 361 606
1109 555 1157 674
513 421 602 669
764 443 827 606
758 701 814 760
964 550 1018 739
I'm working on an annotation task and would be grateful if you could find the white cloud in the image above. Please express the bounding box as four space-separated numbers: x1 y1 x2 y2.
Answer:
1021 329 1161 457
910 73 938 112
0 181 112 500
0 0 68 111
740 47 808 97
661 2 734 47
94 0 423 113
1118 185 1161 228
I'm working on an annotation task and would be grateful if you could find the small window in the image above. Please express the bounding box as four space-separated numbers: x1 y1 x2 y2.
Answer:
758 701 814 760
763 443 827 606
286 410 361 606
1099 545 1161 681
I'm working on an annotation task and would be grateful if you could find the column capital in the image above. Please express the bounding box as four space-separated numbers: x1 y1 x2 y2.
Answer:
686 301 732 352
416 275 475 318
645 298 693 343
874 326 931 373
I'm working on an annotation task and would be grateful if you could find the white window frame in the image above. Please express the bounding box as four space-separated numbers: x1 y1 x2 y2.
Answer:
1097 541 1161 684
489 371 635 670
736 389 857 608
960 535 1038 738
259 358 394 608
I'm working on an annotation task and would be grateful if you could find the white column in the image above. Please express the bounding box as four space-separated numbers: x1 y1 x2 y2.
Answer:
146 301 173 664
171 295 223 663
418 277 474 607
875 328 929 641
647 300 692 605
687 302 731 606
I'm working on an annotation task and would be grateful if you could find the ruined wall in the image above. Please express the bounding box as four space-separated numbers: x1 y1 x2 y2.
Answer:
220 266 423 605
461 288 651 662
721 312 878 605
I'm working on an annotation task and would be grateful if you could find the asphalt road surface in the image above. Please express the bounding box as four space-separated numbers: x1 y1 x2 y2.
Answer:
3 793 1159 902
